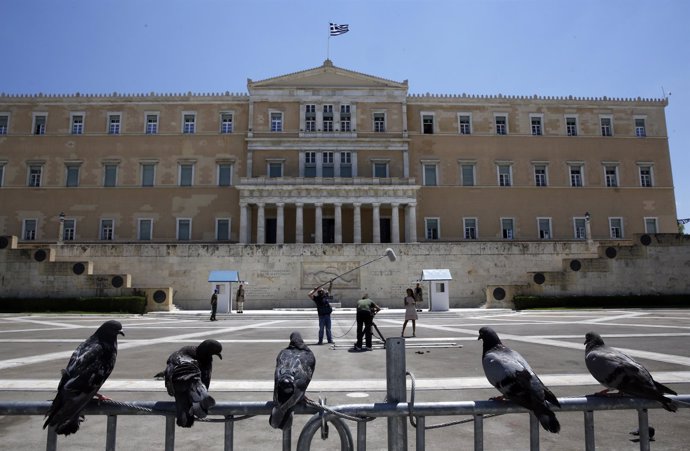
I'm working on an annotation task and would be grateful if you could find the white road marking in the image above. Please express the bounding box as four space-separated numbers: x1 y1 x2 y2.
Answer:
1 317 84 328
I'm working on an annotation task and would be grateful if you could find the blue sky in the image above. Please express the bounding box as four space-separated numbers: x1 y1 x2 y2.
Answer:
3 0 689 225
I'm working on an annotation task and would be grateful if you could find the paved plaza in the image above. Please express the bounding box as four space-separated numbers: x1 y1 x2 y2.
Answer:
1 308 689 450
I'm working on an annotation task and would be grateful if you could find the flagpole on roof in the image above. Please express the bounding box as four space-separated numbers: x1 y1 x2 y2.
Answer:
327 22 331 60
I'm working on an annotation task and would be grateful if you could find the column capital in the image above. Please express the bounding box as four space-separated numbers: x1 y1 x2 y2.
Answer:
314 202 323 208
276 202 285 208
352 202 362 208
391 202 400 208
295 202 304 208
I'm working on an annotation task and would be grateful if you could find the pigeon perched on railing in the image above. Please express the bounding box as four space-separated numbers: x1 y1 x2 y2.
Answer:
164 339 223 427
478 327 561 433
584 331 678 412
269 331 316 430
43 320 124 435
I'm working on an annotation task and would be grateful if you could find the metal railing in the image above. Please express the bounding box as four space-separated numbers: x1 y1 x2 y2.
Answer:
0 395 688 451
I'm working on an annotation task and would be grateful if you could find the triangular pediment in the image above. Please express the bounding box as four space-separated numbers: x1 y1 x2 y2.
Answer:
248 60 407 91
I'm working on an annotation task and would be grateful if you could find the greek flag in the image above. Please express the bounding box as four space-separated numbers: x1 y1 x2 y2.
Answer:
330 23 349 36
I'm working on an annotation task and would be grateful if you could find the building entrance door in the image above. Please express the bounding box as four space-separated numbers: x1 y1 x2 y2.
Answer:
380 218 391 243
265 218 277 244
323 218 335 243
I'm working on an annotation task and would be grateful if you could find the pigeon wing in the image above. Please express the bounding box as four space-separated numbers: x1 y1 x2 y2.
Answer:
270 348 315 429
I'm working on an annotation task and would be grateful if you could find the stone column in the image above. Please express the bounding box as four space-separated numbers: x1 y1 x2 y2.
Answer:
391 203 400 244
276 203 285 244
295 203 304 244
372 203 381 244
334 202 342 244
353 203 362 244
406 203 417 243
239 202 249 244
256 203 265 245
315 203 323 244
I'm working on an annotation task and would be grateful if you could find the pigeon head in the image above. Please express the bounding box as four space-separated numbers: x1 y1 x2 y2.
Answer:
477 327 502 353
288 332 308 350
95 320 125 340
197 339 223 361
584 331 605 348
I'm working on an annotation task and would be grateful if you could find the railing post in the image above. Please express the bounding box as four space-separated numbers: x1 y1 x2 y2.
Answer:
637 409 650 451
46 426 57 451
473 414 484 451
165 415 175 451
529 412 540 451
584 410 595 451
357 421 366 451
105 415 117 451
224 415 234 451
386 337 408 450
415 416 425 451
282 425 291 451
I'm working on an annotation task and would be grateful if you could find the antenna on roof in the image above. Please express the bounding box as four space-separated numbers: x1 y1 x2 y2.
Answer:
661 86 672 100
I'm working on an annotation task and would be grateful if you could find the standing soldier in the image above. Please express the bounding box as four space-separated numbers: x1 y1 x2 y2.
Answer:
210 289 219 321
236 283 245 313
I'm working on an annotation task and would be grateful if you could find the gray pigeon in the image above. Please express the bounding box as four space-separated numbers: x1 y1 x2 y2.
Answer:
584 331 677 412
269 331 316 430
478 327 561 433
164 339 223 427
43 320 124 435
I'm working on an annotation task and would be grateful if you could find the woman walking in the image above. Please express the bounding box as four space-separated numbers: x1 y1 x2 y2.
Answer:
401 288 418 337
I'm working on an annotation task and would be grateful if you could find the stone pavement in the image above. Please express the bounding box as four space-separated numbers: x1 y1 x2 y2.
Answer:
1 308 689 450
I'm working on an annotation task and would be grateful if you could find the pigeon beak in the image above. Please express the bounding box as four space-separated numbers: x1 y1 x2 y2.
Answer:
217 353 223 360
118 331 125 337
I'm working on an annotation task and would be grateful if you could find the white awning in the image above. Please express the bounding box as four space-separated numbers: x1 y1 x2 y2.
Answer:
421 269 452 281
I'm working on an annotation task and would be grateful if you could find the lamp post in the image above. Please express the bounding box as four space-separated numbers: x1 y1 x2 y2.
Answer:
58 212 65 245
584 211 593 245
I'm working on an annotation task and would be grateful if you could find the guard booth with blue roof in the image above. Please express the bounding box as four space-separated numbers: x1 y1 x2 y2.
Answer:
208 270 240 313
421 269 452 312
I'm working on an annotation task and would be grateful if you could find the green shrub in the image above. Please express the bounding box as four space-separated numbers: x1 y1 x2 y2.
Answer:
0 296 146 314
513 294 690 310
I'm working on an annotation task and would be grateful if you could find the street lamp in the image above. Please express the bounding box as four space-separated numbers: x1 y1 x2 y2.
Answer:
58 212 65 244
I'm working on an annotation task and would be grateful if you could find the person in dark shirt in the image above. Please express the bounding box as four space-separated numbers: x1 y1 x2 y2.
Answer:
353 293 380 351
308 285 333 344
210 289 218 321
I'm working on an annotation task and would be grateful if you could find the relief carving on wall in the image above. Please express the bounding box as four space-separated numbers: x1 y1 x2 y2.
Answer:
301 261 361 289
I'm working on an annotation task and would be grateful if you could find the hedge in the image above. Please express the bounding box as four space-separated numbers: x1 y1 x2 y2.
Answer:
0 296 147 314
513 294 690 310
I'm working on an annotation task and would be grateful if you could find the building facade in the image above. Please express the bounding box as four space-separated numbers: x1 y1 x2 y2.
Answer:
0 60 677 246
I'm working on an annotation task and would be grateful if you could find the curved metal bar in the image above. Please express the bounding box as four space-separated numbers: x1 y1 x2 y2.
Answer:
296 413 354 451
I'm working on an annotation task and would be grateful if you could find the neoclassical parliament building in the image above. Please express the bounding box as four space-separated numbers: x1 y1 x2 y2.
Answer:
0 60 678 246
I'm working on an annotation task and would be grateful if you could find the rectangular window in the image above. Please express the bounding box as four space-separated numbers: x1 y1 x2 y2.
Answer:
340 152 352 177
423 163 438 186
268 162 283 178
530 115 543 136
33 114 47 135
146 114 159 134
570 164 583 187
639 166 653 187
65 164 80 187
23 219 37 241
373 162 388 178
373 112 385 132
141 163 156 187
183 113 196 134
644 217 658 234
138 219 153 241
220 112 233 133
566 116 578 136
501 218 515 240
323 105 334 132
458 114 471 135
635 118 646 137
216 218 230 241
71 114 84 135
600 116 613 136
322 151 334 177
534 164 547 187
605 165 618 187
495 115 507 135
609 217 623 239
305 105 316 132
498 164 512 187
461 164 475 186
177 218 191 241
304 151 316 177
179 163 194 186
108 114 121 135
425 218 439 240
28 164 43 187
218 163 232 186
340 105 351 131
270 112 283 132
574 218 587 239
0 164 4 187
100 219 114 241
104 163 118 187
63 219 76 241
464 218 477 240
0 114 8 135
423 114 434 134
538 218 552 239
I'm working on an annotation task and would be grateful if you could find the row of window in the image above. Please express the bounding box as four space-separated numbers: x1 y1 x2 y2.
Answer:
0 109 649 137
19 215 658 243
424 216 659 241
0 157 654 188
